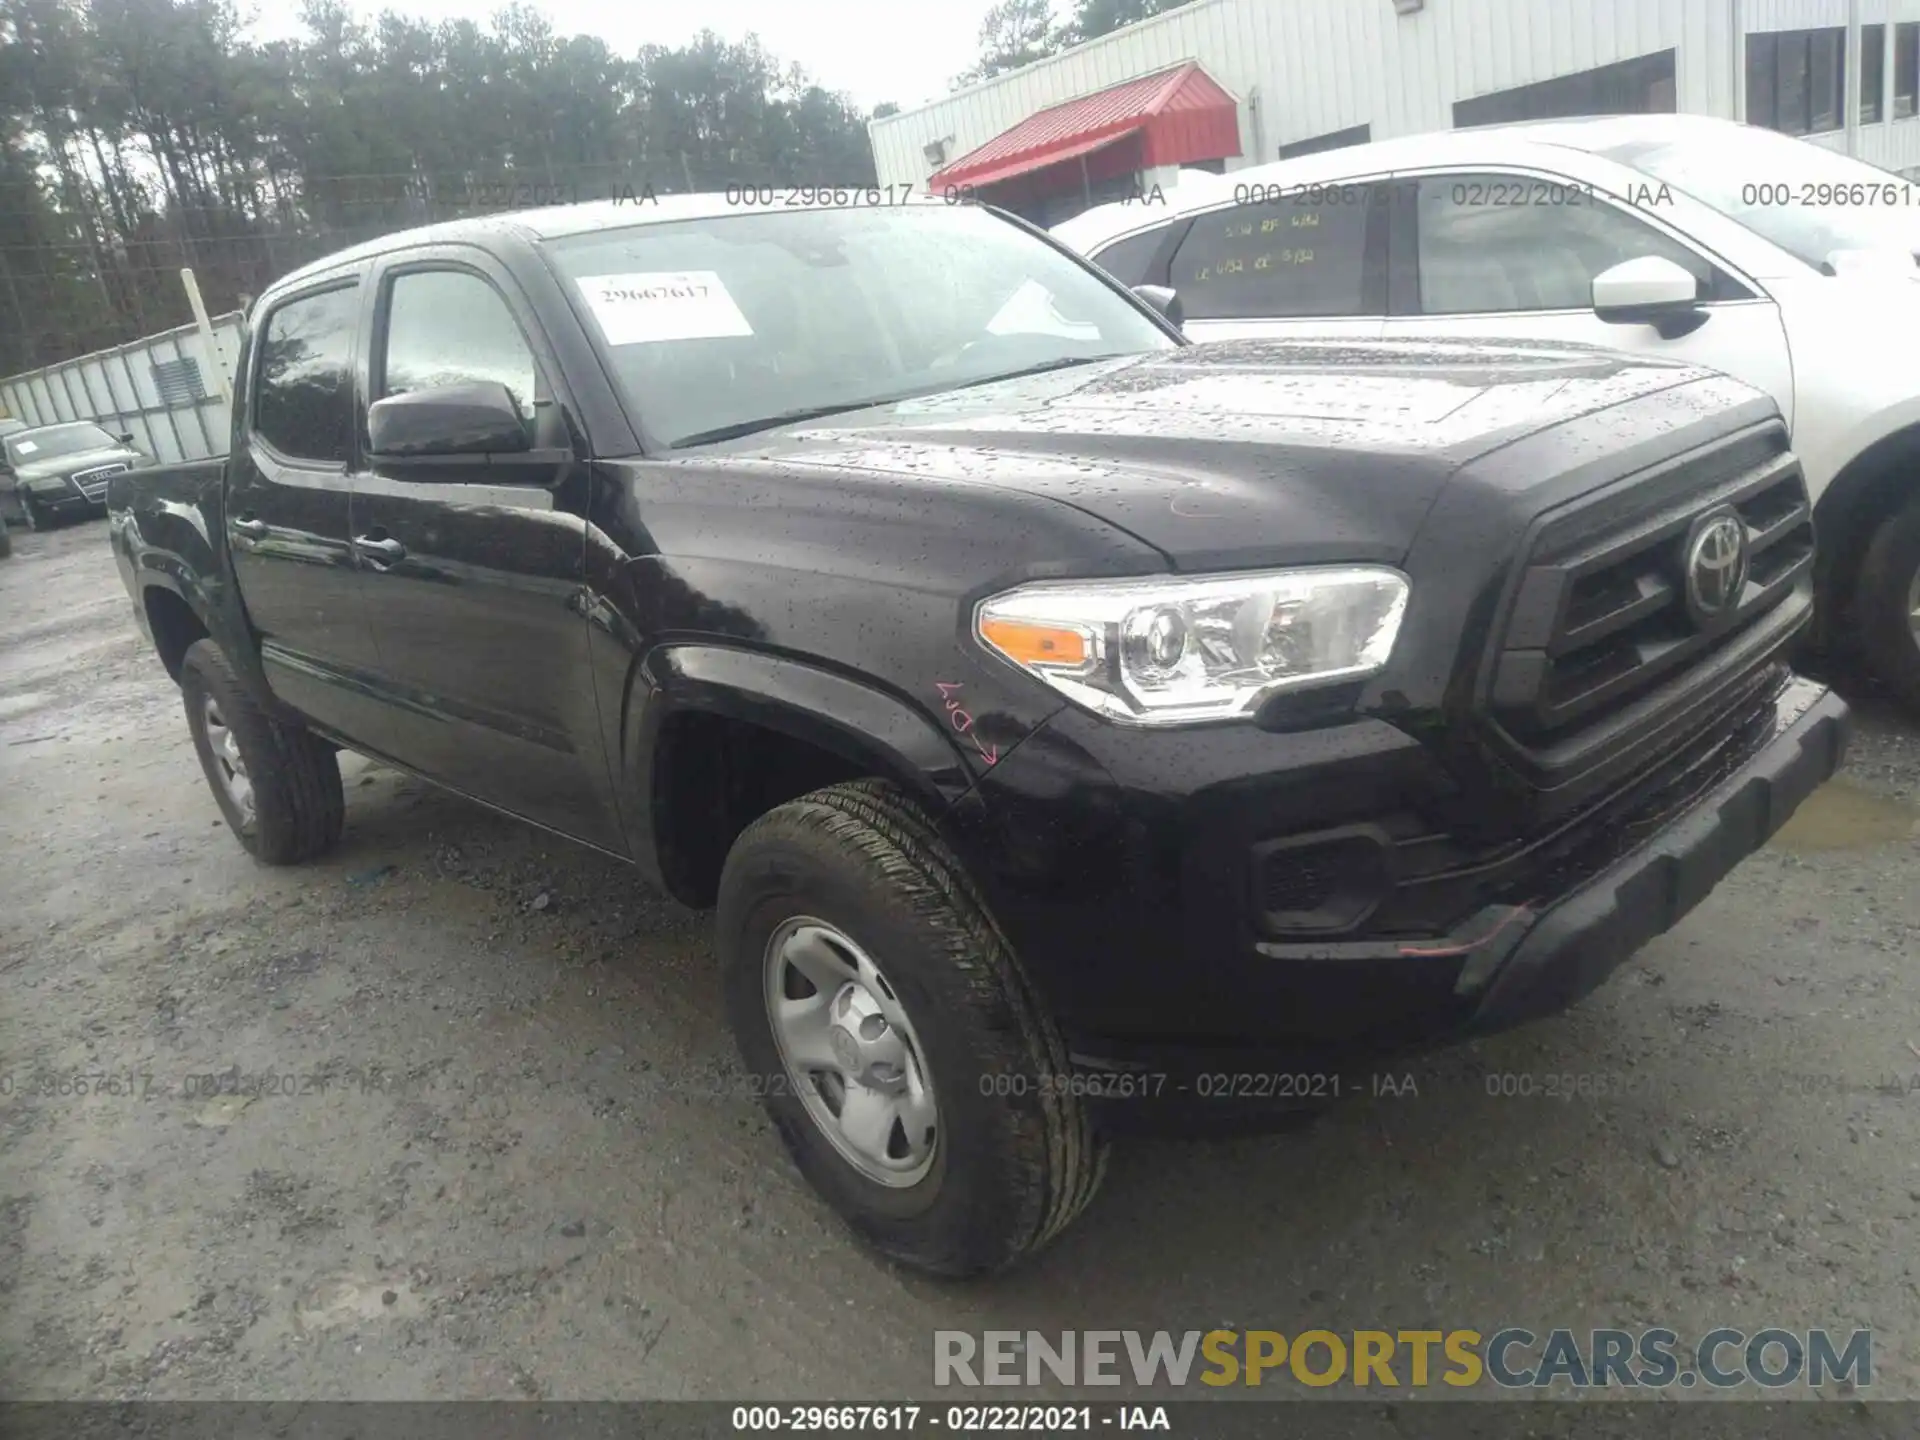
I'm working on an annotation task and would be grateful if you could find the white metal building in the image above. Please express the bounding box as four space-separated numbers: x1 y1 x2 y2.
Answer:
870 0 1920 222
0 312 244 465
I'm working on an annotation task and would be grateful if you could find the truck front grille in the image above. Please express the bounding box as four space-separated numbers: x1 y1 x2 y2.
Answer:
1477 421 1813 823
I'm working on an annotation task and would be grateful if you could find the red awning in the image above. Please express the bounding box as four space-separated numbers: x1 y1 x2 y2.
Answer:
927 61 1241 193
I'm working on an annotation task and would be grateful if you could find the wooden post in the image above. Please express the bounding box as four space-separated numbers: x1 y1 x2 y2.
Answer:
180 267 230 402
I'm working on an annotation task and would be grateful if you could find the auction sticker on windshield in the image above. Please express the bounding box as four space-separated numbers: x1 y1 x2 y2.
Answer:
12 440 36 454
575 270 754 345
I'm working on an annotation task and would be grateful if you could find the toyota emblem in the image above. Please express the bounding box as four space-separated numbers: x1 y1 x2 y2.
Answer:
1685 510 1748 620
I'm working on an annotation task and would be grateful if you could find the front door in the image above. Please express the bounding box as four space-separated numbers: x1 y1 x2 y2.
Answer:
1379 172 1796 427
228 278 391 745
347 257 623 851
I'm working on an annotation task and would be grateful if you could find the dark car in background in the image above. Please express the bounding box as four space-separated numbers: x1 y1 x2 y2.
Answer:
1 421 154 532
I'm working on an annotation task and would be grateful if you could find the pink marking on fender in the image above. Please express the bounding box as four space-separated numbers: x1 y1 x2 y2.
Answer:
933 681 997 764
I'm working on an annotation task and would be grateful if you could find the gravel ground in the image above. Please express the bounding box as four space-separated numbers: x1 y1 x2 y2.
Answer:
2 518 1919 1403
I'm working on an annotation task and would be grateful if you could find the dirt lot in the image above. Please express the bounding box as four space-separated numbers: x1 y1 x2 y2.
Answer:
2 518 1919 1402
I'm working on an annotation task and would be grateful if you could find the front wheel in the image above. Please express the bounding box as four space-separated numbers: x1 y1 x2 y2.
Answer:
716 779 1107 1277
1853 496 1920 716
180 639 344 864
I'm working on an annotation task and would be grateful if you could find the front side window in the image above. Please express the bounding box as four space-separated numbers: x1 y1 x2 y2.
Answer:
4 422 119 464
1169 188 1377 319
544 205 1173 449
1414 175 1727 315
1594 127 1920 271
380 270 540 422
253 285 357 464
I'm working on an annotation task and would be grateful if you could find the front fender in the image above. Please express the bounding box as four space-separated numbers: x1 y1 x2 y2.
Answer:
622 643 977 891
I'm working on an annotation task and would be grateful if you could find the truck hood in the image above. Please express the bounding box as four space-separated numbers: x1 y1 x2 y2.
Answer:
696 339 1743 570
10 444 144 482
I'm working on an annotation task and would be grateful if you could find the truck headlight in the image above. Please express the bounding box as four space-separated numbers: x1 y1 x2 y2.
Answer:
975 567 1409 726
26 474 71 493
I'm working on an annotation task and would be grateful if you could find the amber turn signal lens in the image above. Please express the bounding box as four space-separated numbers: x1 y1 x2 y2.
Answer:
979 617 1090 668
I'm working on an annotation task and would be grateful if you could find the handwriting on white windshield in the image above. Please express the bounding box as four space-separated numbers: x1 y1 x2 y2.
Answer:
575 270 755 346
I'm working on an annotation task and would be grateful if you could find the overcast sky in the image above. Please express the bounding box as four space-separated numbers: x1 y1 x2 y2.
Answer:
243 0 1005 114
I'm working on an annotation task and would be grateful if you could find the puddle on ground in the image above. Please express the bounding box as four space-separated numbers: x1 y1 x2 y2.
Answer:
1771 776 1920 851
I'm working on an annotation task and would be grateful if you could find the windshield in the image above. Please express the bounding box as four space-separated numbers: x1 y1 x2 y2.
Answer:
543 205 1175 449
4 422 120 464
1593 126 1920 270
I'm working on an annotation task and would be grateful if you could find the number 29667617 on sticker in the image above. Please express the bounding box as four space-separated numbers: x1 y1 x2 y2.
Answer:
574 269 755 346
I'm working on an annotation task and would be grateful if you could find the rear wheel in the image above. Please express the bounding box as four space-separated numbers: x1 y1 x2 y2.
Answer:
1853 496 1920 716
716 778 1107 1277
180 639 344 864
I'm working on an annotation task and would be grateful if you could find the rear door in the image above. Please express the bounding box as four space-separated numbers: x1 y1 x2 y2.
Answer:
347 251 623 851
1379 170 1795 426
227 275 391 743
1167 180 1391 345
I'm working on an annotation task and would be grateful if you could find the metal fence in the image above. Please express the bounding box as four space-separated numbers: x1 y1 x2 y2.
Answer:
0 312 243 465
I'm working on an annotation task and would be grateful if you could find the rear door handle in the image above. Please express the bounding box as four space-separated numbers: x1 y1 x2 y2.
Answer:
354 534 406 566
231 516 268 539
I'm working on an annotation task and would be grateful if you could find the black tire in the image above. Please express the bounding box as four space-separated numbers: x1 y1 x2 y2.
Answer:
1853 496 1920 716
0 525 11 558
716 778 1107 1277
180 638 344 864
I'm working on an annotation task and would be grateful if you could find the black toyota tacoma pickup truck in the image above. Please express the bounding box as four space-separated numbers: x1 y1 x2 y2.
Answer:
109 195 1849 1277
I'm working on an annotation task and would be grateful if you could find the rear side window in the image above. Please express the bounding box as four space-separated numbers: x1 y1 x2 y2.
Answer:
253 285 358 464
1170 188 1378 319
1090 226 1172 286
380 269 541 422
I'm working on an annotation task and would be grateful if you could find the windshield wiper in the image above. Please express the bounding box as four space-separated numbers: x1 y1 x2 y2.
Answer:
671 401 892 449
668 356 1127 449
945 354 1125 391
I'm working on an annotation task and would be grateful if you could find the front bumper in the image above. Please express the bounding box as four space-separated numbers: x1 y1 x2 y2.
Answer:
27 485 106 517
944 675 1849 1132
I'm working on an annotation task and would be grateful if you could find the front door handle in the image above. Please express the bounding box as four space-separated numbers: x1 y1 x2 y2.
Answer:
232 516 269 540
354 534 406 566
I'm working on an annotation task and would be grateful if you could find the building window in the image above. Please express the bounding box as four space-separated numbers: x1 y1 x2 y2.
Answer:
1862 24 1885 124
1747 29 1847 135
1278 123 1372 160
1452 51 1676 128
1898 22 1919 119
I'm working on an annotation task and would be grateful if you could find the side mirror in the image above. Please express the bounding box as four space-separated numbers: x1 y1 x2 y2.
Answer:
115 432 135 446
368 381 531 458
1592 256 1706 338
1131 284 1185 329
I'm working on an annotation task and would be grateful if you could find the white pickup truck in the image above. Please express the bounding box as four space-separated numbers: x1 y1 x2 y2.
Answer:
1055 114 1920 711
